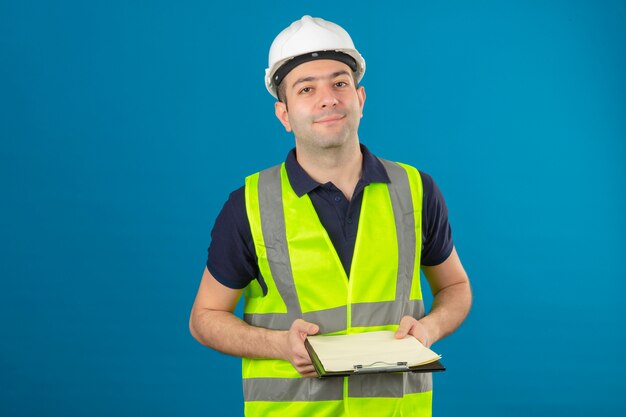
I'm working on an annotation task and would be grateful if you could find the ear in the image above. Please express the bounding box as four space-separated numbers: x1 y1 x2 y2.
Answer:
274 101 292 132
357 86 366 117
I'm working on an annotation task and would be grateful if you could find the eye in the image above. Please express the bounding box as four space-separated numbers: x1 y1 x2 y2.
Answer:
299 87 313 94
335 81 348 87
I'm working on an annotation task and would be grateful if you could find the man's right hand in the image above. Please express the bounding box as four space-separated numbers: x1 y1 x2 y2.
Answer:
281 319 319 378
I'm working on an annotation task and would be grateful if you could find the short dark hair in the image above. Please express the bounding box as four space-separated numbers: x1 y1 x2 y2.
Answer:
277 81 288 105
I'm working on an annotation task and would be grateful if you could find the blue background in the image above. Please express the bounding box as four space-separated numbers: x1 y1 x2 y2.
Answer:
2 1 625 416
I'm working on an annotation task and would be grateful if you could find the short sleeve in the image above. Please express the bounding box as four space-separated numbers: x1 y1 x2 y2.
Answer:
420 171 454 266
206 186 259 289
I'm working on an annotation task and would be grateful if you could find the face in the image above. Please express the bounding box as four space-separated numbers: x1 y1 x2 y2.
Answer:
274 59 366 151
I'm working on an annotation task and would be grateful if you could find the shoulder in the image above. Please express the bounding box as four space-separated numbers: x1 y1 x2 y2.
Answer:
417 170 437 199
212 185 248 240
230 162 285 215
379 157 437 198
223 185 245 213
246 163 284 180
408 169 447 218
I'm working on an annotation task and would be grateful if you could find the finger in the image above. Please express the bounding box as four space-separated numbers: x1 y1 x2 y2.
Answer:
395 316 416 339
298 365 317 377
302 322 319 336
409 321 429 347
298 364 315 373
293 354 312 367
292 319 319 337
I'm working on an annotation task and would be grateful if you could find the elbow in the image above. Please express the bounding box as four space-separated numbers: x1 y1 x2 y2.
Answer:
189 309 201 342
465 278 473 304
461 279 473 317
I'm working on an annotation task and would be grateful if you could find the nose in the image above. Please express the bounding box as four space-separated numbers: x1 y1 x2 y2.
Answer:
319 85 339 109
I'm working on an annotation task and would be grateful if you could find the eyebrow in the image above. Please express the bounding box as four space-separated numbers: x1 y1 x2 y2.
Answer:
291 70 352 89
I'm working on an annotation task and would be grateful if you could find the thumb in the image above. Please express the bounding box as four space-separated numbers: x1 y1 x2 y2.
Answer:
395 317 414 339
304 321 319 335
293 319 319 336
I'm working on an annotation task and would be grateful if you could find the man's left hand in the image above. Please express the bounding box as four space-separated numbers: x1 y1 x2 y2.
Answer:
394 316 431 347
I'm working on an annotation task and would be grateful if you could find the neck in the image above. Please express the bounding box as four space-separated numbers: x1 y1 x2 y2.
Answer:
295 140 363 201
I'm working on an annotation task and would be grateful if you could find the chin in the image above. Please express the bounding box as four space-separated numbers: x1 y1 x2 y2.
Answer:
315 135 350 149
295 127 357 151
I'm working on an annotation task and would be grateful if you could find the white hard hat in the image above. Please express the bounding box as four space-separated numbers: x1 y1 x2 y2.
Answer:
265 15 366 99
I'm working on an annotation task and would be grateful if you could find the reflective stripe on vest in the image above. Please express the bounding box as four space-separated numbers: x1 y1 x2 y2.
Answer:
242 159 430 413
243 372 433 401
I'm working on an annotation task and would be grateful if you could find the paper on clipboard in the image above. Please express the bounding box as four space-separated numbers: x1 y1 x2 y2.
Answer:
306 330 442 374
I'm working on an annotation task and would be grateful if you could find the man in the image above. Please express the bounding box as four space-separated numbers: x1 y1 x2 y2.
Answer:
190 15 472 417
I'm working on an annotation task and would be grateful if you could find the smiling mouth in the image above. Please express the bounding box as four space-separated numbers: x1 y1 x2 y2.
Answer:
314 115 345 124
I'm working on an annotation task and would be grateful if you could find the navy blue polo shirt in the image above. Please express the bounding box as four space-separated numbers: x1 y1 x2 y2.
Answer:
207 145 454 293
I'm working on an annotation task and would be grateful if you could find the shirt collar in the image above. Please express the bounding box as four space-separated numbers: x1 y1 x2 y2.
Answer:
284 144 391 197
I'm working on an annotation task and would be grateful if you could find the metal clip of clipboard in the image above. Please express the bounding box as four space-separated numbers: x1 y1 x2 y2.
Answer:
353 361 410 374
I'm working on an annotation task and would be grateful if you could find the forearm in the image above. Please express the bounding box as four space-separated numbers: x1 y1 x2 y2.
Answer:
420 281 472 344
190 308 286 359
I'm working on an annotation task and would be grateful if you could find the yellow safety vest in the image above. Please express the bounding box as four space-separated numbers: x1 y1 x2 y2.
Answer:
242 158 431 417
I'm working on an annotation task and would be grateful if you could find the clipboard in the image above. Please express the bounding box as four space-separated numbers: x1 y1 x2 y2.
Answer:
304 336 446 378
